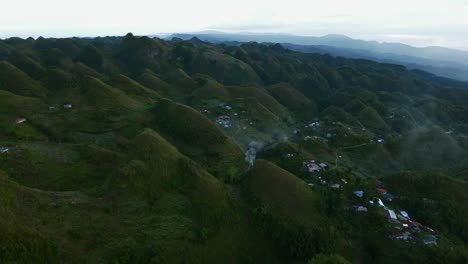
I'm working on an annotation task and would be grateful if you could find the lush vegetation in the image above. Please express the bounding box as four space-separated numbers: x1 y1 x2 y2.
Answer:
0 34 467 263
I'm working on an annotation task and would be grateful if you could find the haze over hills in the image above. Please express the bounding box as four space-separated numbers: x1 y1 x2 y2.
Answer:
0 33 468 263
167 32 468 82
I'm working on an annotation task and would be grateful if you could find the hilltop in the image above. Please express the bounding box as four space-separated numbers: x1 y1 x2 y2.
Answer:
168 31 468 83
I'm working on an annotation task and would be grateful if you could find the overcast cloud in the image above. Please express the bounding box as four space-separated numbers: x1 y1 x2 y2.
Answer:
1 0 468 50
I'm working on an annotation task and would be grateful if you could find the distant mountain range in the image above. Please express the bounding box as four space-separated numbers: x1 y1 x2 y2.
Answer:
166 32 468 82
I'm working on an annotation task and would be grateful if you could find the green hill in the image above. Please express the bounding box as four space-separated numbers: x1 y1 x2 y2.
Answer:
109 74 160 104
0 61 47 97
1 34 468 263
152 99 247 182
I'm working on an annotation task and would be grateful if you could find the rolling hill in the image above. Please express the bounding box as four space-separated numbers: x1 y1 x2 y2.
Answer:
0 33 467 263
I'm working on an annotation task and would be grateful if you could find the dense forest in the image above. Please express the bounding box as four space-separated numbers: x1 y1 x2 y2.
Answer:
0 33 467 263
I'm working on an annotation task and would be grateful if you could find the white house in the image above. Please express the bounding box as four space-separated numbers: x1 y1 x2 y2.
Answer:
387 209 397 220
15 117 27 124
0 147 9 153
400 211 410 219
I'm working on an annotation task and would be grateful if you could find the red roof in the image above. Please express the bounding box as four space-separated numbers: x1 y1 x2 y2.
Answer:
377 188 388 194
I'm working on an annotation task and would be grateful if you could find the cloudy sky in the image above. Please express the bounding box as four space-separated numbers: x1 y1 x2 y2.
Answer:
2 0 468 50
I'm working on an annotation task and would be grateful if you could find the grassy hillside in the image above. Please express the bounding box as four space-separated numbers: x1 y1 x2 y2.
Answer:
0 61 47 97
152 99 247 182
0 35 467 263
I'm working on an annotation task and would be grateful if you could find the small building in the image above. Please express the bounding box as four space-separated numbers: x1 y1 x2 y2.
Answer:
341 178 348 184
0 147 9 153
400 211 409 219
63 104 73 109
376 198 385 207
330 184 341 189
387 209 397 220
218 103 232 110
354 190 364 198
424 227 435 233
15 117 27 124
354 206 368 212
422 235 437 245
319 163 327 169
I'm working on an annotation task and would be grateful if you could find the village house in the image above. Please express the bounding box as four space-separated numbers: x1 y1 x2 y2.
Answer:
373 198 385 207
15 117 27 124
354 190 364 198
218 103 232 110
400 211 410 219
386 209 397 220
304 122 320 129
0 147 9 154
377 188 388 195
353 205 368 212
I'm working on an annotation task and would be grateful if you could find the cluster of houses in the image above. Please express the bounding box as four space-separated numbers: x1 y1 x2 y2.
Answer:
14 104 73 125
304 121 320 129
345 185 438 245
373 187 437 245
215 115 232 128
201 103 248 130
303 160 327 173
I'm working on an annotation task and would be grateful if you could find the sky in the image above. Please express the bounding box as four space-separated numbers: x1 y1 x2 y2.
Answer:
2 0 468 50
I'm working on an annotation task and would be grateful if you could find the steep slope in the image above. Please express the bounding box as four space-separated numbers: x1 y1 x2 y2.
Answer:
0 61 47 97
243 159 330 260
151 99 247 182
